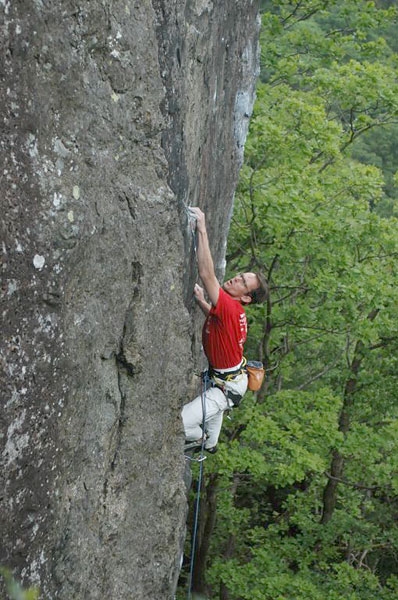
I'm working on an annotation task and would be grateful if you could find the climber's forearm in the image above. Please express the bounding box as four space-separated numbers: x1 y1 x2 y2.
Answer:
196 296 211 316
196 228 216 282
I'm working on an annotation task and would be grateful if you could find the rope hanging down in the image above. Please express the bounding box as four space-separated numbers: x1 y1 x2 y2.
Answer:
184 204 198 255
186 371 209 600
185 203 205 598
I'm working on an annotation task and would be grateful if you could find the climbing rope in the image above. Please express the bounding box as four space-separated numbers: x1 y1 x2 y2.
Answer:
185 203 206 598
186 371 209 599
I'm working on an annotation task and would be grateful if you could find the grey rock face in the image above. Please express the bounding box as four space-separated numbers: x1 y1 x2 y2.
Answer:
0 1 259 598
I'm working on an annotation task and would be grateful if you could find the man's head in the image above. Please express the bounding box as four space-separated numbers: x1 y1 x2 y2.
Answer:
223 272 269 305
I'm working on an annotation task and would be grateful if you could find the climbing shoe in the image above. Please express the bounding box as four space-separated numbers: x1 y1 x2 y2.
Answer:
184 440 204 452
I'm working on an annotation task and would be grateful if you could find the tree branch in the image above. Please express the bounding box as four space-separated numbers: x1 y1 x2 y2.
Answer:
297 352 343 390
324 472 381 492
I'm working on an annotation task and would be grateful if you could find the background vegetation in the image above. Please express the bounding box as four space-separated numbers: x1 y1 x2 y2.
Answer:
0 568 39 600
178 1 398 598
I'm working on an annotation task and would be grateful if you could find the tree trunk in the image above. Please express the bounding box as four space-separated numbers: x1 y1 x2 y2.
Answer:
219 474 241 599
320 339 367 524
192 474 219 595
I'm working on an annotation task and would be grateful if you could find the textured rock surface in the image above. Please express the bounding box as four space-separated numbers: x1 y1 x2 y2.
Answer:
0 1 259 598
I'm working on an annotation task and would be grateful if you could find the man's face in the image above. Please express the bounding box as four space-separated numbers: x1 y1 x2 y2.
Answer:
223 273 258 302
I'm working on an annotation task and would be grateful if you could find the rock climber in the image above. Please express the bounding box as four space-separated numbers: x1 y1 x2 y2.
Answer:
182 207 268 453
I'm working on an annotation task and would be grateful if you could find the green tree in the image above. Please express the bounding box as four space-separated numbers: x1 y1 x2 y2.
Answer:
0 568 39 600
178 2 398 599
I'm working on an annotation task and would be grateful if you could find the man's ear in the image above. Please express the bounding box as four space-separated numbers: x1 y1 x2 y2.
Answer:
241 294 252 305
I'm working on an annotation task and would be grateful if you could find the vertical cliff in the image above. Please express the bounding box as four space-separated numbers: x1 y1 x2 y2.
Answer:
0 1 259 598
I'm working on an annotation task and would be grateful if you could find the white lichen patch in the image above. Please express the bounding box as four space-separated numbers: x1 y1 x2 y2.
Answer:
56 159 64 176
34 313 58 338
28 551 46 585
3 409 29 466
53 137 70 158
72 185 80 200
33 254 45 270
7 279 18 296
27 134 38 158
5 388 21 409
192 0 213 16
53 192 62 208
0 0 11 15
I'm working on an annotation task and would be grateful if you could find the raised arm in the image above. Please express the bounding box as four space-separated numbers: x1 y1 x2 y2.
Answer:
194 284 211 316
189 207 220 306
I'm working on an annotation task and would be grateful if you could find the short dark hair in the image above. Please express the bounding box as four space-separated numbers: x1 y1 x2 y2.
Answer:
249 272 269 304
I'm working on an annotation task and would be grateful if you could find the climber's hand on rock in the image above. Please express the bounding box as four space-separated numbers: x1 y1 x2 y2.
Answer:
188 207 206 232
194 283 205 302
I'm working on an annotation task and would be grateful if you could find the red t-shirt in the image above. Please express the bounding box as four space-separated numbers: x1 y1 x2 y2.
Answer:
202 288 247 369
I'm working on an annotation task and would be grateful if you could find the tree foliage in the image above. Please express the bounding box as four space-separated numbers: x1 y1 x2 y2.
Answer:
178 1 398 598
0 568 39 600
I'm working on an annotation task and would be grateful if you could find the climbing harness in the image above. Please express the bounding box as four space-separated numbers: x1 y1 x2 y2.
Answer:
207 359 247 407
186 371 209 600
208 356 247 382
